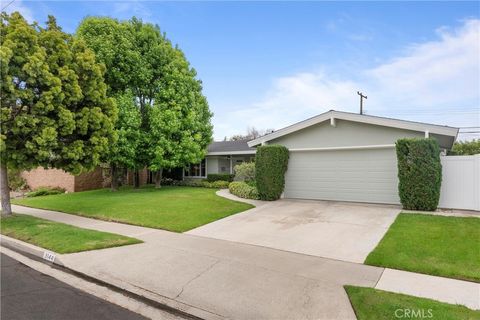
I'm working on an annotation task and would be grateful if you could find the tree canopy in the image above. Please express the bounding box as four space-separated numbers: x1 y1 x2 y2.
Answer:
0 12 117 214
448 139 480 155
229 126 274 141
77 17 213 187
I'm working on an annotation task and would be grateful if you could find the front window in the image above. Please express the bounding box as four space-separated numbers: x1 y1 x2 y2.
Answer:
184 159 206 177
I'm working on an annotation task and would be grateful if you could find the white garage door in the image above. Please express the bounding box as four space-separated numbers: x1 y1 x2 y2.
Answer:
284 147 400 204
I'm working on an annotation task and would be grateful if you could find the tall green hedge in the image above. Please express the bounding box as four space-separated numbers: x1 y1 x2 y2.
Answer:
255 145 289 200
396 138 442 211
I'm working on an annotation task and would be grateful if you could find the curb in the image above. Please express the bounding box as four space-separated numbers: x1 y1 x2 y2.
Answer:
0 235 65 267
0 236 223 320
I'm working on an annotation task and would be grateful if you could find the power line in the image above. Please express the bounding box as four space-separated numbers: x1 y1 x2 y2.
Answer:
1 0 16 11
366 107 479 115
369 107 478 111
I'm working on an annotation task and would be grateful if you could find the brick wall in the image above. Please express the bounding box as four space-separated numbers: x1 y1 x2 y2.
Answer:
126 168 150 186
22 167 105 193
74 167 104 192
22 168 75 192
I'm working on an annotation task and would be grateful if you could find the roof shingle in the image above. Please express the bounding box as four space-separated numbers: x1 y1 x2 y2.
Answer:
207 140 254 153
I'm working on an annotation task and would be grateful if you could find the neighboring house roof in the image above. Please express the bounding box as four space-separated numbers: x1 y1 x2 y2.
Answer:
207 140 256 155
248 110 459 147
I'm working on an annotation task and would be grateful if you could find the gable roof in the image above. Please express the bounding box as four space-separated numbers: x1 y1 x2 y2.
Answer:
248 110 459 147
207 140 256 155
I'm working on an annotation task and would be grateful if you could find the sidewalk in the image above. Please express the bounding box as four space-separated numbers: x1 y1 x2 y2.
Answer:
7 204 480 319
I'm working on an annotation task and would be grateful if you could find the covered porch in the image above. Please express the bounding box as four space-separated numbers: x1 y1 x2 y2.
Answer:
183 141 256 179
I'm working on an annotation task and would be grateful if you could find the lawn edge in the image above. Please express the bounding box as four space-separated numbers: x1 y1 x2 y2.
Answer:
11 202 167 231
12 187 255 233
1 234 66 266
363 212 480 284
1 214 143 254
344 285 480 318
343 285 361 320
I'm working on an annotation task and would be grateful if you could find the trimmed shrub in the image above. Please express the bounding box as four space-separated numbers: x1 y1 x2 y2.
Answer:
8 169 28 191
209 180 230 189
229 181 259 200
26 186 66 197
161 178 174 186
396 138 442 211
206 173 234 182
173 179 205 187
255 145 289 200
234 162 255 182
170 179 229 189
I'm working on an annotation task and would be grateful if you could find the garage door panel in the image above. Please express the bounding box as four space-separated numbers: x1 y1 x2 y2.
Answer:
286 171 395 179
286 181 397 190
284 148 400 204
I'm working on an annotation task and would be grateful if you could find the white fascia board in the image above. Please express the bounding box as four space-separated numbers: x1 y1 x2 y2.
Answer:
248 110 459 147
207 150 256 156
333 111 458 138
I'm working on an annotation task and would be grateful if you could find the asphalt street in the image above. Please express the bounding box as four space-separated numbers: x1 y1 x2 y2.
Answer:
1 253 148 320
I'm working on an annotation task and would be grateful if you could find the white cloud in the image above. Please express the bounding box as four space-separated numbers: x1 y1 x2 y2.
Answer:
2 0 34 22
214 72 359 139
367 19 480 111
214 19 480 140
113 1 151 19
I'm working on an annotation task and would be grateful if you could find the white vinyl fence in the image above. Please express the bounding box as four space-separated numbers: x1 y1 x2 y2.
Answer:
439 154 480 211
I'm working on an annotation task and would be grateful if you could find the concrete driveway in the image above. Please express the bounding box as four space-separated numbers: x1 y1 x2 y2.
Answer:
187 198 401 263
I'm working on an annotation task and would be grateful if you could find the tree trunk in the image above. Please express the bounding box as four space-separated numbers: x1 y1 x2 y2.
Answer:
154 169 163 188
134 169 140 189
110 164 118 191
0 162 12 216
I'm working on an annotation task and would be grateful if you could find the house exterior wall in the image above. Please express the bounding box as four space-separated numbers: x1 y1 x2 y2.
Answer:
74 167 104 192
126 168 149 185
22 167 106 193
269 119 425 148
22 167 75 192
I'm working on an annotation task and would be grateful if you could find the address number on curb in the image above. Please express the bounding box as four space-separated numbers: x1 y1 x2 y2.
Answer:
43 251 56 263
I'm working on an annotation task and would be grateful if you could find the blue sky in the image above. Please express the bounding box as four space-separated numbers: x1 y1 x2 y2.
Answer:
5 1 480 140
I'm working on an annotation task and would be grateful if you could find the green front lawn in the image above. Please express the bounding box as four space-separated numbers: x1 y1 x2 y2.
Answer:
1 214 141 254
345 286 480 320
12 186 254 232
365 213 480 282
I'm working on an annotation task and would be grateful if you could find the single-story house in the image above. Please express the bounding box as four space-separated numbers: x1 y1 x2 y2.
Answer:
21 110 459 205
20 141 257 191
245 110 458 204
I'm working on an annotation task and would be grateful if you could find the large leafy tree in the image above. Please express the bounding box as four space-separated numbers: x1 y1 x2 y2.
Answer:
109 91 141 190
76 17 143 189
148 50 212 187
0 13 117 215
77 17 212 188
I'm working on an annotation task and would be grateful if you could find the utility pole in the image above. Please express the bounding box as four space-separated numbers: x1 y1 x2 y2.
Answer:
357 91 367 115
